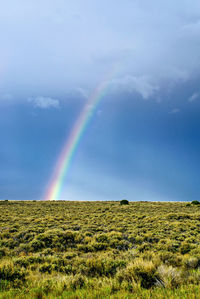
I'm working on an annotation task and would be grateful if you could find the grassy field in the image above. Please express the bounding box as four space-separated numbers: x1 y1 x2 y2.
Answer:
1 200 200 298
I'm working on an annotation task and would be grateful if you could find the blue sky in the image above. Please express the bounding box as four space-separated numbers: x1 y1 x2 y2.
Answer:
1 0 200 201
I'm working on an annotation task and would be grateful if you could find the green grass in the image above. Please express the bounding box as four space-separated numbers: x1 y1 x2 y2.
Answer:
0 200 200 298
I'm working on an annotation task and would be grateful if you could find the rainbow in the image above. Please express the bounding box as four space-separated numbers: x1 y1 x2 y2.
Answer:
44 68 117 201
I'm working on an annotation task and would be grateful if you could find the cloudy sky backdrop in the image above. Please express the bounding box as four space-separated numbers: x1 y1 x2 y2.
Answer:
1 0 200 201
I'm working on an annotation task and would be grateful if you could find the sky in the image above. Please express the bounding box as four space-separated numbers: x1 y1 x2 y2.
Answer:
1 0 200 201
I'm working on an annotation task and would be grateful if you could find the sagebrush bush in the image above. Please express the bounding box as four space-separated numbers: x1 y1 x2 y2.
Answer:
157 265 182 288
117 259 157 289
182 256 199 269
0 262 26 287
68 274 86 290
0 248 6 258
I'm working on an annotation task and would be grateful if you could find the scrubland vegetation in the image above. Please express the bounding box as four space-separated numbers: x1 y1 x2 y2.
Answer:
1 200 200 298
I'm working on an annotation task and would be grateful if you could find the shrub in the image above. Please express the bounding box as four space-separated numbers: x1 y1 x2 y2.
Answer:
157 265 182 288
35 229 80 250
39 263 52 274
77 244 94 253
0 248 6 258
30 239 45 251
96 234 108 243
14 257 29 268
117 259 157 289
80 257 125 277
120 199 129 205
92 242 108 251
0 262 26 283
191 200 200 205
180 243 191 254
68 274 86 290
183 256 199 269
159 251 182 267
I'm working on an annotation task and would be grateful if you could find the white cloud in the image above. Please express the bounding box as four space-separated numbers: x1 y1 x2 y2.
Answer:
110 75 158 99
75 88 88 99
1 93 13 100
67 88 88 99
188 92 199 102
169 108 180 114
28 96 60 109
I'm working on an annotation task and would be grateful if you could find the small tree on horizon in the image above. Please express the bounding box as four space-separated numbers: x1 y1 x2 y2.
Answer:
120 199 129 205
